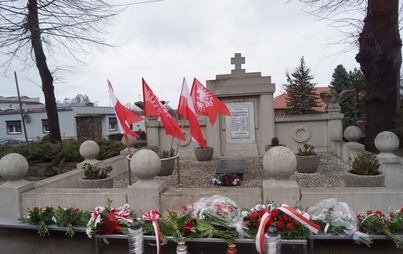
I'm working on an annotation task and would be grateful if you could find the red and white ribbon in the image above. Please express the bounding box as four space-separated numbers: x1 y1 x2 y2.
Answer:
143 209 162 254
278 204 320 234
255 212 272 254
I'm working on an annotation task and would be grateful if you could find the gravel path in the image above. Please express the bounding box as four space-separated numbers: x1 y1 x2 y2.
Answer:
114 152 350 188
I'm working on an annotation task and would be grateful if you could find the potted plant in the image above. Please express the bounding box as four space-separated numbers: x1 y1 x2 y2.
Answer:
79 163 114 188
265 137 283 152
194 140 214 161
147 146 178 176
344 152 384 187
296 143 320 173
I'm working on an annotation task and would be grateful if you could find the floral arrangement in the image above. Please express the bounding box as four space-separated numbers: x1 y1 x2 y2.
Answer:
210 172 242 186
307 198 372 247
54 207 90 237
17 197 403 251
192 195 248 240
242 203 311 239
357 209 403 248
19 206 56 236
19 206 89 237
86 199 135 238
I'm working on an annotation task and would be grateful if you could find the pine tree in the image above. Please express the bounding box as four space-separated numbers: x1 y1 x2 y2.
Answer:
349 68 366 120
285 56 320 115
330 65 357 128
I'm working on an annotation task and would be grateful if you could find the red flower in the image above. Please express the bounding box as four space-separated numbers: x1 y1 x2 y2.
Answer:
243 220 250 228
366 210 373 215
390 212 395 217
259 209 267 218
276 220 285 229
271 209 279 218
255 219 261 227
374 210 383 216
286 222 296 230
282 214 291 221
249 211 259 220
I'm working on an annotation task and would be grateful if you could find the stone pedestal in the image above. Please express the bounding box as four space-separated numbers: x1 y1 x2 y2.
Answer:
127 180 166 215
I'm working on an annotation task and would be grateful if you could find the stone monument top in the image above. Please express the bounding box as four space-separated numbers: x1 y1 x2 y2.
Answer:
216 53 262 80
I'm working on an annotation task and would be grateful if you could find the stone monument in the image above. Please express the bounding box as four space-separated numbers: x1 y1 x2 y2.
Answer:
206 53 276 155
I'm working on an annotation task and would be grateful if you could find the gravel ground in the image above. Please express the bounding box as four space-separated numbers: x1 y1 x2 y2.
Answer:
114 152 351 188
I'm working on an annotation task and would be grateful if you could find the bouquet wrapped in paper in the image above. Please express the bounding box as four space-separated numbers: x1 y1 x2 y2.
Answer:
307 198 372 247
192 195 248 239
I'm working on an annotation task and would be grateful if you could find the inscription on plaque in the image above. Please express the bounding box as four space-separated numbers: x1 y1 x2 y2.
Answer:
230 107 250 139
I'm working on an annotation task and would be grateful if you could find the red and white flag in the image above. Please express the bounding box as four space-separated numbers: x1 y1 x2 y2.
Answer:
107 80 143 138
190 78 230 125
142 78 186 141
178 78 206 148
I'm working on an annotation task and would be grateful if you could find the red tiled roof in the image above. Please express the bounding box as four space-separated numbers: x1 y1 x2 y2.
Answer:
273 86 330 112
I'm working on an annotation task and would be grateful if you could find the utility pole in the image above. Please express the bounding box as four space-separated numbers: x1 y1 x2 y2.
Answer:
14 71 29 143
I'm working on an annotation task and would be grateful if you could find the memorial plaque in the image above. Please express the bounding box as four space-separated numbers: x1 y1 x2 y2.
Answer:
226 102 255 144
216 160 245 180
230 107 250 139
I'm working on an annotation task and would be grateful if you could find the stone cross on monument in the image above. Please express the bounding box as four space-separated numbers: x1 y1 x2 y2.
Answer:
231 53 246 76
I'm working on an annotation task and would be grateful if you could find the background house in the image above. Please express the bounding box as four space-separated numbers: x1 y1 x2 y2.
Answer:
273 87 330 116
0 95 144 141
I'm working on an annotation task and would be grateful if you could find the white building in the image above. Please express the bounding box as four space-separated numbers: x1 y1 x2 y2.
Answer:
0 96 144 141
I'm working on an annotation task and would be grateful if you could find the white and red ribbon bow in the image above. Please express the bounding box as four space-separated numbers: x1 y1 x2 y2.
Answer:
143 209 161 254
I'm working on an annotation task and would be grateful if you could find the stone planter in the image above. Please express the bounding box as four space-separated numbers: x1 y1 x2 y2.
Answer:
344 170 385 187
79 177 114 188
194 147 214 161
159 154 179 176
296 154 320 173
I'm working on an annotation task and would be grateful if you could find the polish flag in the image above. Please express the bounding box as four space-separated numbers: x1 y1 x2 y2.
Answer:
178 78 206 148
142 78 186 141
190 78 230 125
107 80 142 138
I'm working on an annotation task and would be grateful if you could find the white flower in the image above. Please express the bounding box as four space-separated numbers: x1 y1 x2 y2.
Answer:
241 210 249 218
255 204 262 211
123 204 130 209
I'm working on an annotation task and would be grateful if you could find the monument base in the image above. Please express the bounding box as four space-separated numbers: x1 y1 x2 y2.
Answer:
262 179 300 205
223 143 258 156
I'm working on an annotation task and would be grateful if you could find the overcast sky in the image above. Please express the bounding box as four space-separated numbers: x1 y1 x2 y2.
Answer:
1 0 360 108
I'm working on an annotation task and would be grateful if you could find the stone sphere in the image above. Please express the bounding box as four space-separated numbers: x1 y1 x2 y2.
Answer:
344 126 362 142
121 135 137 147
130 149 161 180
263 146 296 179
0 153 29 181
79 140 100 160
375 131 399 153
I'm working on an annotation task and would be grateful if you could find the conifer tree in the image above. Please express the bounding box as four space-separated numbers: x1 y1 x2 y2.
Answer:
349 68 366 120
330 65 357 128
285 57 320 115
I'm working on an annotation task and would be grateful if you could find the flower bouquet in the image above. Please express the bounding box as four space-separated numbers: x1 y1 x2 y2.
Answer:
210 172 242 186
389 208 403 233
357 209 403 248
307 198 372 247
86 199 135 238
19 206 55 236
191 195 248 242
54 207 90 237
242 203 311 239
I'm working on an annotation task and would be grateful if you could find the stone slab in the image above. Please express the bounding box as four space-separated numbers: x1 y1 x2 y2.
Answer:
216 160 245 180
262 179 300 205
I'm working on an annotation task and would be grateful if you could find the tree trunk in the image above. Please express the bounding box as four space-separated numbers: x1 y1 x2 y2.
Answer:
356 0 401 152
27 0 61 143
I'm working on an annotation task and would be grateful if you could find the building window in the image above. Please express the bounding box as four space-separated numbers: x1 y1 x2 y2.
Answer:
109 117 118 131
6 120 22 134
42 119 50 133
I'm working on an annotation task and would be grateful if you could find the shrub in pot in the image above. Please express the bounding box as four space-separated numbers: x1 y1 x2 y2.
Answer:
344 152 384 187
265 137 283 152
148 146 178 176
79 163 114 188
296 143 320 173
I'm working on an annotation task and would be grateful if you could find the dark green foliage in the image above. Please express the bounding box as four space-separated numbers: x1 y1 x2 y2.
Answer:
349 68 366 120
352 152 380 175
330 65 359 128
297 143 316 156
82 163 113 180
271 137 279 146
0 140 124 167
148 146 176 158
285 56 321 115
